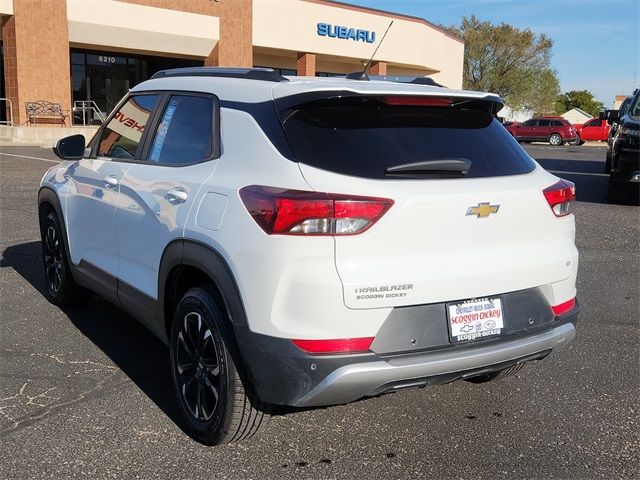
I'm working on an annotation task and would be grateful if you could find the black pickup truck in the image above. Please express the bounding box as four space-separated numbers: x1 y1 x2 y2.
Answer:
603 95 633 174
606 89 639 204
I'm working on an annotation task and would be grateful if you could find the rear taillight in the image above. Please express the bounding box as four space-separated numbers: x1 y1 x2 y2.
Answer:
551 297 576 316
239 185 393 236
543 180 575 217
291 337 374 354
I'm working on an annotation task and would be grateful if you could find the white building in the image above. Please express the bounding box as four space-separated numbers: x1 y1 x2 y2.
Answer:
561 108 593 125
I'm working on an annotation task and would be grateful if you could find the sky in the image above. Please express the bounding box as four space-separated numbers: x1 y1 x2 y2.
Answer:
345 0 639 106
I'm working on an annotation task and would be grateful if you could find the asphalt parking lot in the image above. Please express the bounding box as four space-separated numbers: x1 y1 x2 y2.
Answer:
1 144 638 479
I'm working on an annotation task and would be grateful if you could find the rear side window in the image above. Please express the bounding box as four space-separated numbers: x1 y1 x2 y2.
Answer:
629 93 640 117
551 120 564 126
97 95 159 159
620 97 632 115
280 96 536 179
538 120 551 127
148 95 216 165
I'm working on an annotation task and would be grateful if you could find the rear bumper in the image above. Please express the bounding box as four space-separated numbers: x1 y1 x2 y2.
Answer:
297 321 575 406
235 298 579 407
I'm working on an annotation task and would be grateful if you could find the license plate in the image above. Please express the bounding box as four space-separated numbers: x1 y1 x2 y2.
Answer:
447 297 504 343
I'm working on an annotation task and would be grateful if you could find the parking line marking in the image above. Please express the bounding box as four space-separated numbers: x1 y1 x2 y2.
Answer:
0 151 60 164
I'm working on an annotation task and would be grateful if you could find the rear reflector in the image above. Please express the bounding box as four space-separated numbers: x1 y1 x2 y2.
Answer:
239 185 393 235
291 337 374 354
543 180 576 217
551 298 576 316
382 96 453 107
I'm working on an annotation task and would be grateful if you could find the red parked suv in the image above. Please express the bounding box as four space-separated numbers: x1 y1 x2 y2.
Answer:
506 116 578 146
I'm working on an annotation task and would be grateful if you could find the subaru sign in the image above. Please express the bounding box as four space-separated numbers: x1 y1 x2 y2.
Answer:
317 23 376 43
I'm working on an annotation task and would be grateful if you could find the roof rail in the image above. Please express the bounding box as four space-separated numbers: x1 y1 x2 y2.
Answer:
150 67 289 82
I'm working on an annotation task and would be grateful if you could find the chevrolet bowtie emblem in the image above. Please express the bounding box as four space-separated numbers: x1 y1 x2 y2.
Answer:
466 202 500 218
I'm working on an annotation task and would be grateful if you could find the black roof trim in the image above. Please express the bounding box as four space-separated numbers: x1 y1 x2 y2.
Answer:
342 73 444 87
150 67 289 83
408 77 444 87
345 71 369 81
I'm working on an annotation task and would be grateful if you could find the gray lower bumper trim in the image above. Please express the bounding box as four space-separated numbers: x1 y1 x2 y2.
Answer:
296 323 576 407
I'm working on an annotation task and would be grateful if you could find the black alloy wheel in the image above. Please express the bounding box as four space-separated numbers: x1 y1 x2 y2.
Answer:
170 286 270 445
43 222 64 295
40 211 88 306
175 311 223 422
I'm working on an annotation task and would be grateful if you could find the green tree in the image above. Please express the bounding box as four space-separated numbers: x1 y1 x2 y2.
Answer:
446 16 560 113
510 68 561 116
554 90 604 116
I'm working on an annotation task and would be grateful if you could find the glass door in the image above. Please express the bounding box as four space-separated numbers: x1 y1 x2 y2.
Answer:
86 64 130 119
105 67 130 116
87 66 108 118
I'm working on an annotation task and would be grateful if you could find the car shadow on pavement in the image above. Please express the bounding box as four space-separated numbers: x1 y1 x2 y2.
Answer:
534 158 609 205
0 240 197 440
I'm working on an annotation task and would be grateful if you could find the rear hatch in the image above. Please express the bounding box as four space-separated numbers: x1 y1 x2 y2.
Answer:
276 91 577 309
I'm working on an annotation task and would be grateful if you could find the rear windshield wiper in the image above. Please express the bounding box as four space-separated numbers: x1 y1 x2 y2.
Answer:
385 158 471 175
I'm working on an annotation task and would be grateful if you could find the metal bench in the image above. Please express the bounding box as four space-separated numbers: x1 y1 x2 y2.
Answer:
25 100 68 126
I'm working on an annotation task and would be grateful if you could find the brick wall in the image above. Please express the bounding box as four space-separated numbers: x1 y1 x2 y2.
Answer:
120 0 252 67
2 0 71 126
1 0 251 126
369 61 387 76
297 53 316 76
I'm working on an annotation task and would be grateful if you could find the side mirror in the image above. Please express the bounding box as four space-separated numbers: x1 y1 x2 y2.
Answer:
598 110 607 120
606 110 620 126
53 134 86 160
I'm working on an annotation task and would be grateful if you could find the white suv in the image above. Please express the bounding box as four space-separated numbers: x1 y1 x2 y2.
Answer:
39 68 579 445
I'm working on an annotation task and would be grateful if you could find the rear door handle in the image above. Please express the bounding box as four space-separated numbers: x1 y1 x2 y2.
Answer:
167 188 188 204
104 175 119 188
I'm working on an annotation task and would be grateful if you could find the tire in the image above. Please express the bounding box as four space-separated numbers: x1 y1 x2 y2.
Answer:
607 181 621 204
169 286 271 445
604 152 612 174
40 211 90 306
607 178 637 205
549 133 562 146
568 136 581 146
465 362 525 384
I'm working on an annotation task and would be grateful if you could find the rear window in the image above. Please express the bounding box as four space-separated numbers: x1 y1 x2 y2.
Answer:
280 96 536 179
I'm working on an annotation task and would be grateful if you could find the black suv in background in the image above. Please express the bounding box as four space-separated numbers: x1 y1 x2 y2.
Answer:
603 94 633 174
607 89 640 204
